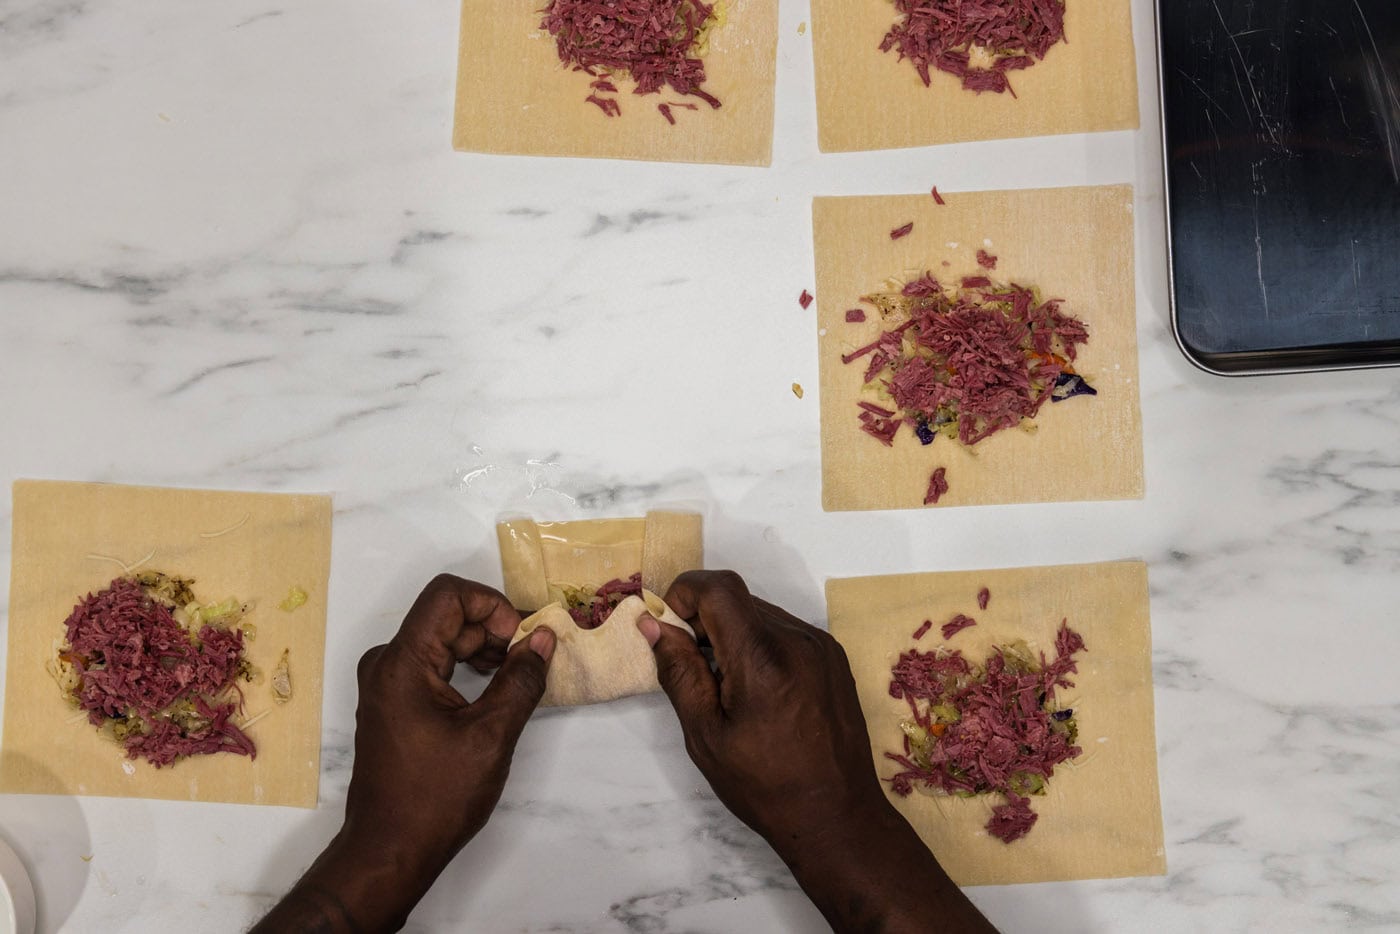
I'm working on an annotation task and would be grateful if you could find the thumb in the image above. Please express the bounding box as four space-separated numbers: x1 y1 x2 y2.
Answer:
639 613 719 731
475 627 554 742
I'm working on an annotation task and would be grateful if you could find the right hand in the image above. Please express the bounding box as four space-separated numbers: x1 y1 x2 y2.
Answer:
636 570 889 852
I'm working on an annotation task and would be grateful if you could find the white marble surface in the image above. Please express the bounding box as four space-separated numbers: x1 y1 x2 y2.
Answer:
2 0 1399 931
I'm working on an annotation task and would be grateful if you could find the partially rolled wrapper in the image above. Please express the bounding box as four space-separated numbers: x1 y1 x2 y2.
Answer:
508 590 694 707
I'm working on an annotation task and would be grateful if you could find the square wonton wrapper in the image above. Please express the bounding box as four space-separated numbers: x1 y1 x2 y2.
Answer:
1 481 332 808
496 512 703 612
827 561 1165 885
815 185 1143 512
811 0 1139 151
453 0 778 166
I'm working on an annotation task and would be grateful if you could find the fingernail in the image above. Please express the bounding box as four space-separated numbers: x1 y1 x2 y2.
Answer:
528 627 555 662
636 613 661 647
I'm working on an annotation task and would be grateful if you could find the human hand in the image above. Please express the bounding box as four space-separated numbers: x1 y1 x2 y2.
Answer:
636 570 884 851
638 570 995 934
254 574 554 933
342 573 554 872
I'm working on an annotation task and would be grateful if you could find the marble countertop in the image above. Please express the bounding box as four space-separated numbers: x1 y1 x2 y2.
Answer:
3 0 1399 930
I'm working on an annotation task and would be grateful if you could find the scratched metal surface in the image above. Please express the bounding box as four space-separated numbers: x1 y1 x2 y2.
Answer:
1162 0 1400 370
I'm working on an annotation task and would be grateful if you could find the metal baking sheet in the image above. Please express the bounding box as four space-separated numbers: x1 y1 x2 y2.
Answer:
1158 0 1400 375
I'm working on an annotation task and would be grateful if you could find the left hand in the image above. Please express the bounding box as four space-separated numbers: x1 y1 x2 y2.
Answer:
254 574 555 933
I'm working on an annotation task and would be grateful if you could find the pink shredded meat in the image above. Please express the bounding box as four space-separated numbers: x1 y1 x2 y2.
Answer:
912 619 933 640
846 308 867 323
923 466 949 504
585 93 622 117
847 277 1090 451
891 222 915 240
976 249 998 270
977 586 991 610
941 613 976 639
987 793 1038 843
568 573 643 629
61 577 255 768
880 0 1067 96
930 186 946 205
542 0 723 116
884 620 1087 844
799 289 814 309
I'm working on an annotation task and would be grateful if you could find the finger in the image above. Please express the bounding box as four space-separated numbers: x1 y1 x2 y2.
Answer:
394 574 523 679
473 626 555 744
663 570 766 691
663 570 761 645
638 613 721 733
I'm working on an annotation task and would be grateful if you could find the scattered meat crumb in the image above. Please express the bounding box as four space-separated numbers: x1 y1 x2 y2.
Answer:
976 249 998 269
923 466 949 504
941 614 976 639
912 619 933 640
930 186 946 205
585 93 621 117
846 308 867 323
987 794 1039 843
799 289 814 309
891 222 915 240
977 587 990 610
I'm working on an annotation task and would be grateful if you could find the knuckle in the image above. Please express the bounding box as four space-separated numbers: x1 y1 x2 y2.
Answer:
709 569 747 593
425 571 460 592
356 645 386 683
421 575 464 615
501 655 548 704
516 659 549 700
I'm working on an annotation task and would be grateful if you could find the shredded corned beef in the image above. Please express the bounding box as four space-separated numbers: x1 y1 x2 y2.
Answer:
799 289 814 309
977 586 991 610
891 222 915 240
845 276 1093 462
542 0 723 118
880 0 1067 96
912 619 933 640
884 620 1086 844
923 466 949 504
566 572 643 629
585 93 623 117
846 308 867 323
976 249 998 270
987 793 1038 843
930 186 946 205
941 613 976 639
60 576 255 768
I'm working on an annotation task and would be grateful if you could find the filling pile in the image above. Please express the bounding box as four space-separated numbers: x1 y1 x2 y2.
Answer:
558 572 644 628
50 572 257 768
884 620 1086 843
541 0 725 119
880 0 1068 95
843 273 1095 503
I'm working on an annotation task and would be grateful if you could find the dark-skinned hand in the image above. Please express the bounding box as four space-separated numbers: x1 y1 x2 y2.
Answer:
253 574 555 934
638 570 996 934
